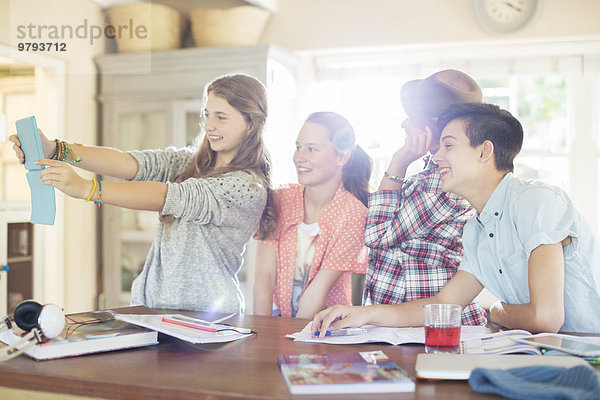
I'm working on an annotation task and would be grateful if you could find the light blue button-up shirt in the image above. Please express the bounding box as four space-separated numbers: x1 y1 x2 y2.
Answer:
459 173 600 333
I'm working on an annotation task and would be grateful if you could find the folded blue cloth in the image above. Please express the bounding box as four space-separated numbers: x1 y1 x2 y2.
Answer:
469 364 600 400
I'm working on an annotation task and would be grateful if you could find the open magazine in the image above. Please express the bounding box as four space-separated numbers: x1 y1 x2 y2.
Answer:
111 312 253 344
287 322 487 345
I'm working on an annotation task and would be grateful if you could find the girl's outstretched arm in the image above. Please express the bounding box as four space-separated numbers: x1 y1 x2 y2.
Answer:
10 130 140 180
36 159 167 211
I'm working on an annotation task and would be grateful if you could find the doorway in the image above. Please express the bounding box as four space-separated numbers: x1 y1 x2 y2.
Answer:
0 44 66 315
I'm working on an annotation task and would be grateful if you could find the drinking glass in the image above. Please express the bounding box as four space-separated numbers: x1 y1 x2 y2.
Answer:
423 304 462 353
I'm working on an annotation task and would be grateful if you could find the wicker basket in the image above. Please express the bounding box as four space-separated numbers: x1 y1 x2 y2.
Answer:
106 3 185 52
189 6 271 47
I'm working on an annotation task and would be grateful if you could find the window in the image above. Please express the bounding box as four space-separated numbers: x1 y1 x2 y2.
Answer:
481 75 570 190
298 45 600 232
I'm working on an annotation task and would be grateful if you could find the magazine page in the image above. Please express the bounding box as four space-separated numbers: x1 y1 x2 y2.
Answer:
460 329 540 355
112 313 252 344
287 322 487 345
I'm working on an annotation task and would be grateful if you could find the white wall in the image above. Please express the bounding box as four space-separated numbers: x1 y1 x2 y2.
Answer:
262 0 600 51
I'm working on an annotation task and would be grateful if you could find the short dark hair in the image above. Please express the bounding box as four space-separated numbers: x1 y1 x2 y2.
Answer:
437 103 523 172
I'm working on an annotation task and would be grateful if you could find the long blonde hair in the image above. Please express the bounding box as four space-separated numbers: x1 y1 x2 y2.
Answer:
161 74 276 237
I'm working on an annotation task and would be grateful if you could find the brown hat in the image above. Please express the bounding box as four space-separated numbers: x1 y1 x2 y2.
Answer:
400 69 482 121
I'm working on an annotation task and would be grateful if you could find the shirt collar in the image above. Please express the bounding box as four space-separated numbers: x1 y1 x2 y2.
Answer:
477 172 512 225
424 154 438 170
284 184 347 229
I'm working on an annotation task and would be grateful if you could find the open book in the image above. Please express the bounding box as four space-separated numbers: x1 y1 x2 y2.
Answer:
278 350 415 394
0 310 158 361
460 329 541 355
113 312 252 344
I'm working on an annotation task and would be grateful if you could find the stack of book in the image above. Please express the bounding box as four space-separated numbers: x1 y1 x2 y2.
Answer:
0 310 158 361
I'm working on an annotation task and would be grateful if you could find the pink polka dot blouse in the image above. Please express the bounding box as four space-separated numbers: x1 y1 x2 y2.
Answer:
263 184 368 317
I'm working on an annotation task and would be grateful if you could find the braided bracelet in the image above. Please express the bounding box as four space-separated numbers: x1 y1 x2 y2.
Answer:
384 171 404 184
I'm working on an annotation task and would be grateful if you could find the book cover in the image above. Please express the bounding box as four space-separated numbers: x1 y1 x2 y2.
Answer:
461 329 542 355
0 310 158 361
277 350 415 394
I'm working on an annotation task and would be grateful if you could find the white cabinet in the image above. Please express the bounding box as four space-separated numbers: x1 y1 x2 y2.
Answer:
95 44 297 309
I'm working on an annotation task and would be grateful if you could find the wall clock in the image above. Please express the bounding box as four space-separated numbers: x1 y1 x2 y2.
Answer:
474 0 541 35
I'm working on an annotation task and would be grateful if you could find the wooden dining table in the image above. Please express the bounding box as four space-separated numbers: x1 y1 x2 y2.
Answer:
0 305 594 400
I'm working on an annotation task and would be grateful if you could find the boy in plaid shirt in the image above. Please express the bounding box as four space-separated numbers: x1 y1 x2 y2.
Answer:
362 69 486 325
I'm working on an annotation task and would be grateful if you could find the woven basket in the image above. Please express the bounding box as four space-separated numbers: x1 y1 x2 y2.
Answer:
106 3 185 52
189 6 271 47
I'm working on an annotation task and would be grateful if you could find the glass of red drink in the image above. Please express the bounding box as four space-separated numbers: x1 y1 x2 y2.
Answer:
423 304 462 353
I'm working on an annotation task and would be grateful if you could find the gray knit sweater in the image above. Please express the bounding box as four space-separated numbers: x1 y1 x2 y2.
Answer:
127 146 267 313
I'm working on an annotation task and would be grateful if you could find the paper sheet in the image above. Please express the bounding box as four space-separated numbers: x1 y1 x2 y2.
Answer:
113 313 252 344
287 323 487 345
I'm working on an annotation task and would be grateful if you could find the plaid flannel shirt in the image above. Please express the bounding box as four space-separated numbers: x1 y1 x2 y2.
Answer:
362 163 486 325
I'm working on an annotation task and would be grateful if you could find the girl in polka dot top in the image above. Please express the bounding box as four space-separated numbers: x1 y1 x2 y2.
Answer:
253 112 372 318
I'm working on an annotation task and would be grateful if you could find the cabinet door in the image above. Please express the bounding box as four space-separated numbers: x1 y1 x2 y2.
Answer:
102 102 170 308
171 100 203 147
102 100 204 308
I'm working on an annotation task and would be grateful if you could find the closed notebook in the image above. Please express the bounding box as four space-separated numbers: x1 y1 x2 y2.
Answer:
415 353 589 380
0 310 158 361
278 350 415 394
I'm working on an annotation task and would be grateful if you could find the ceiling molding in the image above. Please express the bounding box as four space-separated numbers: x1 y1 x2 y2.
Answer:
89 0 277 12
313 36 600 69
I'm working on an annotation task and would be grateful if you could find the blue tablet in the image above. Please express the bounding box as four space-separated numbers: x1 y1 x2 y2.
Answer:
15 116 55 225
16 116 44 171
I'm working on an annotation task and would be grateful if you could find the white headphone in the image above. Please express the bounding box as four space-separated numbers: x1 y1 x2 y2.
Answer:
0 300 65 361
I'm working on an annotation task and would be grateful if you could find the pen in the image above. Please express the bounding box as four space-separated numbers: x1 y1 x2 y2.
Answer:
162 315 217 333
312 328 367 337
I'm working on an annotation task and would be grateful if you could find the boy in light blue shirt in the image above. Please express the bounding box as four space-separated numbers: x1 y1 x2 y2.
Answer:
312 103 600 334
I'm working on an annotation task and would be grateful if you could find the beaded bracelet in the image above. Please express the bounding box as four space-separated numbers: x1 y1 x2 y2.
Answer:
85 179 97 202
52 139 81 164
58 140 65 161
49 139 59 159
51 139 63 161
94 180 102 208
384 171 404 184
60 141 82 164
